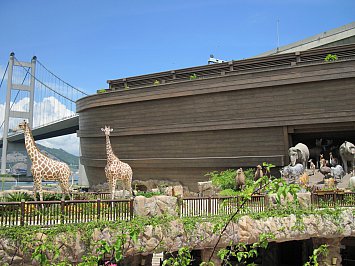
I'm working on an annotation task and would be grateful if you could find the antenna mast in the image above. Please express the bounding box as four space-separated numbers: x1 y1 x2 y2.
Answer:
277 19 280 50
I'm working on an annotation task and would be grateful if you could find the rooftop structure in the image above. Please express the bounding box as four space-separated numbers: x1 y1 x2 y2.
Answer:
255 21 355 57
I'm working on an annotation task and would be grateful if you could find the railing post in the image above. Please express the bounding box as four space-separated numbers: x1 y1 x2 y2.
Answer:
97 198 101 221
129 198 134 219
60 200 65 224
176 196 182 217
264 195 268 211
207 197 211 216
20 200 25 226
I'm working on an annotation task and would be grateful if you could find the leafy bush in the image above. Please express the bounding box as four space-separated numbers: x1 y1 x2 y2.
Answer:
42 193 70 201
189 73 197 80
206 169 237 190
219 188 239 196
244 168 256 186
324 54 338 62
5 192 33 202
97 89 107 94
206 168 257 193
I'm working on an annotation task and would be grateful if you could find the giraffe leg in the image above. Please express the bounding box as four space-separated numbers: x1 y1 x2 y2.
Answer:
126 179 132 198
107 177 112 199
60 181 69 201
122 180 127 199
34 177 43 202
111 178 117 200
35 176 43 201
31 170 38 201
32 179 38 201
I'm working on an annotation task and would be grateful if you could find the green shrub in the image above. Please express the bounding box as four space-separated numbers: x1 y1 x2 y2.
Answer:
324 54 338 62
153 80 160 85
5 192 33 202
189 73 197 80
206 169 237 190
97 89 107 94
42 193 70 201
219 188 239 196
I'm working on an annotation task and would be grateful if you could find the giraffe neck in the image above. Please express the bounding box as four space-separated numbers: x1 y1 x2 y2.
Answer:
105 134 117 163
24 126 40 162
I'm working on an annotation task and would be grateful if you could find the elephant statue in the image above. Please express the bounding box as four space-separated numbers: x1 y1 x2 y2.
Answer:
288 143 310 169
339 141 355 173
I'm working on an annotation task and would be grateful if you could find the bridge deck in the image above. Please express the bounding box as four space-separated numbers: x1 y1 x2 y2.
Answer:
0 115 79 147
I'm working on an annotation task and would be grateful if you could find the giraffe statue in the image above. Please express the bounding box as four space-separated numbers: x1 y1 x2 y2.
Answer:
101 126 133 199
18 121 71 201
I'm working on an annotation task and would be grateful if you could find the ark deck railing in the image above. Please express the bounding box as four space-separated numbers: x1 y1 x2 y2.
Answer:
106 44 355 91
1 191 355 227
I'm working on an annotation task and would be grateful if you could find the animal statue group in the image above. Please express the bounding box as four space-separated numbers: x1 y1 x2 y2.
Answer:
18 121 71 201
280 163 304 184
101 126 133 199
284 141 354 187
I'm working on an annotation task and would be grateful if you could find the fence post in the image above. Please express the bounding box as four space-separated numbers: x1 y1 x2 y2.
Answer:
264 195 268 211
176 196 182 217
207 197 211 216
60 200 65 224
97 198 101 221
20 200 25 226
129 198 134 219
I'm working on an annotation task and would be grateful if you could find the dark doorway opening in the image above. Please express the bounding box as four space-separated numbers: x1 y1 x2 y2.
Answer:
290 130 355 164
341 237 355 266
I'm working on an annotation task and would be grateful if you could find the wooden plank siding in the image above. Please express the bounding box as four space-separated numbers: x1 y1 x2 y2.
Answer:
77 46 355 190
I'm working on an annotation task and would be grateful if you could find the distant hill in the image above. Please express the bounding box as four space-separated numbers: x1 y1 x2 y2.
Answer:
6 145 79 173
36 144 79 166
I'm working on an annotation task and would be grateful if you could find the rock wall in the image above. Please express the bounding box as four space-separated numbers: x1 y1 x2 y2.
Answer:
0 195 354 265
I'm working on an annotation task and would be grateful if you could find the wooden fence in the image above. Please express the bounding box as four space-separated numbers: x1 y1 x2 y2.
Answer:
1 192 355 227
0 198 133 227
180 195 266 217
181 192 355 217
311 191 355 208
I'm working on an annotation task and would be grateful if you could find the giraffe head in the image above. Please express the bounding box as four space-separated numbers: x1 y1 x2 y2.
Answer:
18 120 29 131
101 125 113 136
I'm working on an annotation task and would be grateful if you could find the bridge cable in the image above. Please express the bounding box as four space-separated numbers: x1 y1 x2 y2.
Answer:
0 62 9 91
0 66 29 131
0 62 9 131
14 57 76 103
36 59 88 96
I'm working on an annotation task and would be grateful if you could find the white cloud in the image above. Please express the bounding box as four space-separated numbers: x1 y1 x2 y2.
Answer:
37 133 79 156
0 96 79 156
33 96 75 127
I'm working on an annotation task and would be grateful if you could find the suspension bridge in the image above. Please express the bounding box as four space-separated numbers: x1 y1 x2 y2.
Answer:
0 52 88 176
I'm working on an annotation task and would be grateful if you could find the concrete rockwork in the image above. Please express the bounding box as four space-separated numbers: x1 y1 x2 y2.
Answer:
0 195 354 265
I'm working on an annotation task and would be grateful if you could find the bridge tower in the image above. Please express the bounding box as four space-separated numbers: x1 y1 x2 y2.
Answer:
1 53 36 175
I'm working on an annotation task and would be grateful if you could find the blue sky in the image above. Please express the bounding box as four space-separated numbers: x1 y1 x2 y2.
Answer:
1 0 354 94
0 0 354 156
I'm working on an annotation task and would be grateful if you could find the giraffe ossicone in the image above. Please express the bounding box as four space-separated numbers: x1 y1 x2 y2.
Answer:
18 120 72 201
101 125 133 199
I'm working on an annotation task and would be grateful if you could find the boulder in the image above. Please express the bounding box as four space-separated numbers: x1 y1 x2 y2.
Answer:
133 196 178 217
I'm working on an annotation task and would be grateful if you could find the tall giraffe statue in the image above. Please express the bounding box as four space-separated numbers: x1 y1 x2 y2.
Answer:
101 126 133 199
18 121 71 201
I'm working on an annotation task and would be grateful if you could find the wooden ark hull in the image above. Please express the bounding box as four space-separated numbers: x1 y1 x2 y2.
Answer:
77 44 355 191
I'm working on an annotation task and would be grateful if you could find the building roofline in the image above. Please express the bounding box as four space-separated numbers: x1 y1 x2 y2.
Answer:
254 21 355 58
